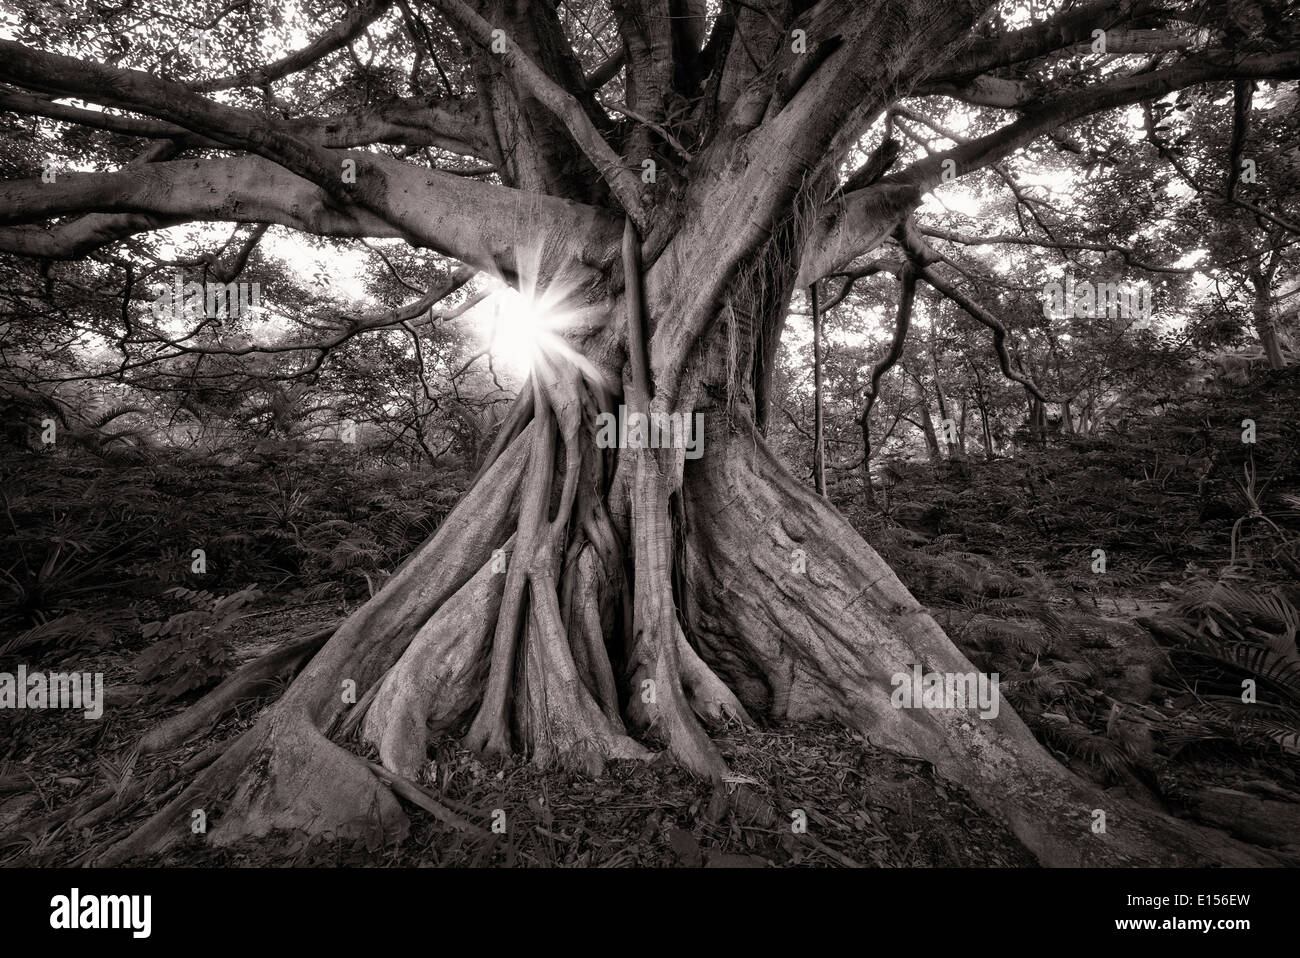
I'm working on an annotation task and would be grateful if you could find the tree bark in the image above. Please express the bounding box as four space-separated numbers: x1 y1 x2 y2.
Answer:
1251 266 1287 370
681 411 1271 866
811 282 827 497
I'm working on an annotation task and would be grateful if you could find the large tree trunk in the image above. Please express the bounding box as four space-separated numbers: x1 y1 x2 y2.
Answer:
100 250 1273 869
682 414 1268 866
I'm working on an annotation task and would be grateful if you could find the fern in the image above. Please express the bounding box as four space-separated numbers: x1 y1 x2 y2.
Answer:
1144 576 1300 757
1040 722 1136 778
0 613 107 658
135 587 262 700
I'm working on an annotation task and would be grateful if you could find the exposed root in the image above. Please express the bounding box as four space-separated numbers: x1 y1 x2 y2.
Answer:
518 572 651 773
96 435 531 864
472 384 534 485
564 542 622 721
138 626 332 755
361 547 507 777
676 629 752 727
463 378 557 756
98 711 405 865
623 448 733 779
681 413 1278 866
365 762 489 837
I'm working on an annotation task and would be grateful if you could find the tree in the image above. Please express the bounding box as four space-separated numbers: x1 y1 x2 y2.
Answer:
2 0 1297 866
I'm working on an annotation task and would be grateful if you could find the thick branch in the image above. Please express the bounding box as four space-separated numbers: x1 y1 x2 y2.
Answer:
860 265 915 428
0 150 619 283
930 0 1163 83
427 0 647 227
0 86 488 157
804 48 1300 280
0 40 615 278
920 226 1193 274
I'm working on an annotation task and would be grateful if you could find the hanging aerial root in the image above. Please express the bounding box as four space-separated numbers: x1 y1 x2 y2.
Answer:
463 373 558 755
623 449 734 780
612 215 740 778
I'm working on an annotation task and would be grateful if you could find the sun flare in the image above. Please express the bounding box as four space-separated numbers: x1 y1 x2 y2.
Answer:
487 286 551 376
480 269 606 387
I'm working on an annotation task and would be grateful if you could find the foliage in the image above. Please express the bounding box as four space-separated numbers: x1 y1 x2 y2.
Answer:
858 366 1300 788
134 587 263 700
0 425 468 689
1147 576 1300 756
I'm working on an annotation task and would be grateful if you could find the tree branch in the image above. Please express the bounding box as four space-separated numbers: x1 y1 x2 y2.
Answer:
804 48 1300 281
0 154 620 281
426 0 648 227
898 221 1051 403
191 0 395 93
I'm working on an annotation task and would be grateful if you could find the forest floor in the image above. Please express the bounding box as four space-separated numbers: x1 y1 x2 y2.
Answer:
2 368 1299 866
1 597 1034 867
